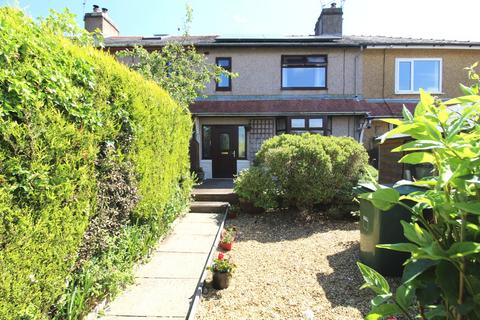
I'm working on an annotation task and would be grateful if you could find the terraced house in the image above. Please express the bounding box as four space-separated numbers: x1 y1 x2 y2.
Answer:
86 4 480 179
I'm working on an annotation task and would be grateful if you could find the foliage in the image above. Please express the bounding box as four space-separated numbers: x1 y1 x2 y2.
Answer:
208 253 236 273
221 227 237 244
357 66 480 320
0 7 192 319
234 166 280 210
360 164 379 183
117 4 236 109
254 134 369 210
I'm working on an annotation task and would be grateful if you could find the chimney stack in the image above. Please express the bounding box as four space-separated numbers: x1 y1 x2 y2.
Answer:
314 2 343 37
84 4 119 38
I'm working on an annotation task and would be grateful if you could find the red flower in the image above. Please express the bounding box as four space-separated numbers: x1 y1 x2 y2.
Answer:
217 253 225 260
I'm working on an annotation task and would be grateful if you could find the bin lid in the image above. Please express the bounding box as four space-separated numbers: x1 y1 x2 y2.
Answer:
354 180 428 195
393 182 428 195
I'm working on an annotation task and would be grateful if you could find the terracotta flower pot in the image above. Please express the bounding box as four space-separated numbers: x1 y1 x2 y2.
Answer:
227 210 238 219
219 241 233 251
212 271 231 289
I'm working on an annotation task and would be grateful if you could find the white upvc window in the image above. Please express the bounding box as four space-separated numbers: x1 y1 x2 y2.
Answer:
395 58 442 94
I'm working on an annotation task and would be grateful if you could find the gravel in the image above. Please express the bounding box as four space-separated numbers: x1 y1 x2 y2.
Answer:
195 211 391 320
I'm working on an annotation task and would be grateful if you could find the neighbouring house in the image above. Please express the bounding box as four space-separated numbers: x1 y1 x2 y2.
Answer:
85 3 480 179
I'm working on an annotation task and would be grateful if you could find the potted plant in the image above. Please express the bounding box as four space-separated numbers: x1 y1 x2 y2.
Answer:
227 205 239 219
219 227 236 251
208 253 236 290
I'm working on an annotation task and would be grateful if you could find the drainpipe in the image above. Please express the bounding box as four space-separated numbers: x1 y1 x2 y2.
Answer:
358 113 372 144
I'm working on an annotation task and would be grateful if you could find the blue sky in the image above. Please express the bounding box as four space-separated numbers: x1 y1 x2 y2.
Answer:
3 0 480 41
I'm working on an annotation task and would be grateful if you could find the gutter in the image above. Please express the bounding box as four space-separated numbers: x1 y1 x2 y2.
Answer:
365 45 480 50
190 111 370 117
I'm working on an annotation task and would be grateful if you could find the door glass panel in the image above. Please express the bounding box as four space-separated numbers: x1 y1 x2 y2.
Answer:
238 126 246 158
202 126 212 159
220 133 230 155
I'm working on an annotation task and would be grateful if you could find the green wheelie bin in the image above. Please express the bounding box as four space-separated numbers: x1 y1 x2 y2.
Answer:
357 183 424 277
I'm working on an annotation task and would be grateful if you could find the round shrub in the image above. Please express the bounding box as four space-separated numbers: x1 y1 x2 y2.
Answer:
255 133 368 210
233 166 279 211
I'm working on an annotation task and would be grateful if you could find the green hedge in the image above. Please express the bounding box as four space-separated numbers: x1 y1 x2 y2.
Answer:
0 8 192 319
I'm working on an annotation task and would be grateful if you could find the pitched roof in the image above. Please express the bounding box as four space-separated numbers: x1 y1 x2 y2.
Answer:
190 99 416 118
104 34 480 49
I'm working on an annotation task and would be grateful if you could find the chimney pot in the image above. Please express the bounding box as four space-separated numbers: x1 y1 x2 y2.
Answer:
84 6 119 37
314 4 343 37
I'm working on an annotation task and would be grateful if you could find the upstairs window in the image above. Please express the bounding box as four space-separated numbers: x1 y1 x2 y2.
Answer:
395 58 442 94
216 57 232 91
281 55 327 90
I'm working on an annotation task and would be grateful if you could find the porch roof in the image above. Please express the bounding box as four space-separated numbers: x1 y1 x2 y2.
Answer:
190 99 416 118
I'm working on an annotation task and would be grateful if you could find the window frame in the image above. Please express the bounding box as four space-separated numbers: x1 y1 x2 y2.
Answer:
286 116 328 135
395 58 442 94
215 57 232 91
281 55 328 90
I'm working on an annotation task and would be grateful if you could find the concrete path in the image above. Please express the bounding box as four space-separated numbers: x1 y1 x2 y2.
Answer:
100 211 226 319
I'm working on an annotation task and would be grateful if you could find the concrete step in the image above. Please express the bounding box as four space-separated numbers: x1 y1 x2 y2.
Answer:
189 201 229 213
192 191 238 204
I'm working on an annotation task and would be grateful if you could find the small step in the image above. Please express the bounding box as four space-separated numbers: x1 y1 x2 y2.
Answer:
192 191 238 204
189 201 229 213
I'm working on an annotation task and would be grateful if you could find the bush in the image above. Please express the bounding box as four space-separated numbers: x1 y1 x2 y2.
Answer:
233 166 279 210
0 8 192 319
254 134 368 210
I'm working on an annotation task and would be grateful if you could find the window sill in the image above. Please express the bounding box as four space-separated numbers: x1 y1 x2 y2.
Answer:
395 91 444 95
281 87 327 91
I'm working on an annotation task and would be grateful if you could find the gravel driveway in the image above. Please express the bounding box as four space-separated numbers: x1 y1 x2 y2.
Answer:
195 211 382 320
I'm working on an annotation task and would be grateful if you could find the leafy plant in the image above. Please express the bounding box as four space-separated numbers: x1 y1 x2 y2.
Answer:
221 227 237 244
117 4 236 109
0 7 192 319
234 166 280 210
357 65 480 319
255 134 369 210
208 253 236 273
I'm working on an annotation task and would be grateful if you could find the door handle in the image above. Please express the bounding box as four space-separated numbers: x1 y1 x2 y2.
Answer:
232 150 236 158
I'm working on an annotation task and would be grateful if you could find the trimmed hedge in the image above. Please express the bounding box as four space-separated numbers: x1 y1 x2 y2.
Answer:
237 134 368 211
0 8 192 319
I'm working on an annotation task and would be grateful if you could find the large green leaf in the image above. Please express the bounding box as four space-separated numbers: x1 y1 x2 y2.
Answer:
401 259 437 283
396 283 415 310
359 188 400 211
445 95 480 104
357 262 391 295
447 242 480 258
365 304 402 320
377 243 418 253
393 140 444 152
399 152 435 164
401 221 434 247
453 201 480 215
436 261 459 305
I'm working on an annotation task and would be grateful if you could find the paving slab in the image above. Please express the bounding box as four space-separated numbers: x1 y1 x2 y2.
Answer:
103 278 197 318
135 252 207 279
156 233 214 253
172 221 220 235
180 212 223 224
